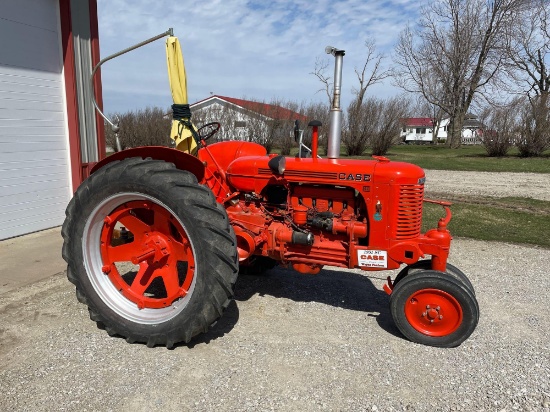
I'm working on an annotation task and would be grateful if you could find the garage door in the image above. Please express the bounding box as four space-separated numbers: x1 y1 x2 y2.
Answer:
0 0 71 240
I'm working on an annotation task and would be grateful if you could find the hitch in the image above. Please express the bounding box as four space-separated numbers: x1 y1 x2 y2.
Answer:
383 276 394 295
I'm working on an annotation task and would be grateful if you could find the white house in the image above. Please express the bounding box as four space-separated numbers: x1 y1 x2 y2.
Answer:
401 115 485 144
437 116 485 145
401 118 436 143
0 0 104 240
190 95 307 143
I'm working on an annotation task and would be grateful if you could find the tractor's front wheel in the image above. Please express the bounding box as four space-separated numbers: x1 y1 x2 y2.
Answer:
390 270 479 347
62 158 238 348
393 260 475 295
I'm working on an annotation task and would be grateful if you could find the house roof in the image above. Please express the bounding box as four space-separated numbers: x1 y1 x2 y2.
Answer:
463 118 484 128
191 95 308 122
402 117 434 127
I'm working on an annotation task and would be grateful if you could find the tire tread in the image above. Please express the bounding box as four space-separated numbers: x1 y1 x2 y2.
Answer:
62 157 238 348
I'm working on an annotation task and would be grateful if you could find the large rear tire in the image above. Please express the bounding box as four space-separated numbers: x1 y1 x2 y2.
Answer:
62 158 238 348
390 270 479 347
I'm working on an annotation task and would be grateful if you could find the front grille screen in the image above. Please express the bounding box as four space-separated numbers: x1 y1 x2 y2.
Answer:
395 184 424 239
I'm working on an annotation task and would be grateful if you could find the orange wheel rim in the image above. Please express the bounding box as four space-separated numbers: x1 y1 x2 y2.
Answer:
99 200 195 310
404 288 463 337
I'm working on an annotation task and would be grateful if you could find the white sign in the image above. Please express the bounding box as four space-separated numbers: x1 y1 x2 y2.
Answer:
357 249 388 268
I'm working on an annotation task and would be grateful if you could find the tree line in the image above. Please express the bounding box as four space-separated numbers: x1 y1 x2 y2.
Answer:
392 0 549 156
107 0 549 158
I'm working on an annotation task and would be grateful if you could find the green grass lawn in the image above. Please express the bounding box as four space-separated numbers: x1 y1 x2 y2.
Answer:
383 145 550 173
422 196 550 248
289 144 549 173
385 145 550 247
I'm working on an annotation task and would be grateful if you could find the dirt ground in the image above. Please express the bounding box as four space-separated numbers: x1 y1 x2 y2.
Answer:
0 171 549 411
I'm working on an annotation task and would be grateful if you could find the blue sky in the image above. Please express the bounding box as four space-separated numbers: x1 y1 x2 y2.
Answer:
97 0 421 114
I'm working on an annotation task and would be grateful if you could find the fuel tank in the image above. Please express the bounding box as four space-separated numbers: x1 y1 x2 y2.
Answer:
197 140 267 173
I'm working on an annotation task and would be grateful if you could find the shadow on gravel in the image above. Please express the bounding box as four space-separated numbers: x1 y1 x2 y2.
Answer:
107 265 403 349
233 266 403 340
185 300 240 348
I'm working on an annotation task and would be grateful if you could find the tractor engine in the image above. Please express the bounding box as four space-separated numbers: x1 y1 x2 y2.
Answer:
226 183 367 274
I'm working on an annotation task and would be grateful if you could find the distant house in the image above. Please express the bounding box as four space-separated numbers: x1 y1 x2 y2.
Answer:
401 118 436 143
190 95 307 142
438 116 485 145
401 115 485 144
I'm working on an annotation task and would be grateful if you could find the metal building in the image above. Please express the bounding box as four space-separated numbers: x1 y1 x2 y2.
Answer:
0 0 104 239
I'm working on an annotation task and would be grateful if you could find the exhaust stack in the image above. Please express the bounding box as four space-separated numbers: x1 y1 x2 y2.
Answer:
325 46 345 159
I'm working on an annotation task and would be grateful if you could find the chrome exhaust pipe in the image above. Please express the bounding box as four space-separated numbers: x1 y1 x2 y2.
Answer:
325 46 345 159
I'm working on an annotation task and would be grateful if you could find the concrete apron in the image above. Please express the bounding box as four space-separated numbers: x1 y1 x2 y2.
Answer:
0 227 65 295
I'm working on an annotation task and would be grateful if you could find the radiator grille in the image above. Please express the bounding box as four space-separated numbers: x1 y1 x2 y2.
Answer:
395 184 424 239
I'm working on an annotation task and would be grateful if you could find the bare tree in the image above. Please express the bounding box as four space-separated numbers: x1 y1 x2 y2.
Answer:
351 40 392 108
478 99 521 156
347 41 392 155
394 0 524 148
312 40 390 156
503 0 550 156
370 97 411 156
311 58 333 107
342 99 374 156
105 107 172 151
302 102 332 155
341 97 410 156
517 96 550 156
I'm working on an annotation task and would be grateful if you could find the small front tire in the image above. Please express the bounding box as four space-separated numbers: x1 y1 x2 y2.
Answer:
390 270 479 347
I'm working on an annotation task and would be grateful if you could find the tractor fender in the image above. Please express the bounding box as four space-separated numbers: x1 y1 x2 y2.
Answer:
91 146 205 183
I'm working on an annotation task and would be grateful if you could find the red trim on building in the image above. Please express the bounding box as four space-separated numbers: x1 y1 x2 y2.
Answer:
192 95 308 122
59 0 82 192
403 118 434 127
89 0 105 161
89 0 106 160
78 0 104 180
59 0 104 188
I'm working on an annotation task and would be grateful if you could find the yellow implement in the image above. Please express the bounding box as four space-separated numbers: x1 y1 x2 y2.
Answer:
166 36 198 153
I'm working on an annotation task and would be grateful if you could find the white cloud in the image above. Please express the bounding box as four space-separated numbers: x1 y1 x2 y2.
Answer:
96 0 421 114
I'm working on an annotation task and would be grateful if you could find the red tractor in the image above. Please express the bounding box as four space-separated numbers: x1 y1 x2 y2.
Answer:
62 44 478 349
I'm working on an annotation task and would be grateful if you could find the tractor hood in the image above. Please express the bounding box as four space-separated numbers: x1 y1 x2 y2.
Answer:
226 155 424 194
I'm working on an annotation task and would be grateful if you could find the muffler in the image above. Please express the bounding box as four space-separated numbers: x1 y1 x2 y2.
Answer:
325 46 345 159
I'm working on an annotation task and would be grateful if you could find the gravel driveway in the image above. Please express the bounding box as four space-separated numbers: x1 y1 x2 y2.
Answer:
0 171 548 411
0 241 548 411
425 169 550 201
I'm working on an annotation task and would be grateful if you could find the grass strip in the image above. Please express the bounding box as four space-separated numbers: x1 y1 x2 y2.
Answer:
295 145 550 173
385 145 550 173
422 195 550 248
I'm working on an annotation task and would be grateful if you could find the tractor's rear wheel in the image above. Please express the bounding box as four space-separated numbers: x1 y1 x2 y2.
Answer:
393 260 475 295
390 270 479 347
62 158 238 348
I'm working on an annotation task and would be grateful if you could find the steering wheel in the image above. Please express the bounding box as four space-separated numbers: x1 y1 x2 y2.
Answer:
197 122 221 142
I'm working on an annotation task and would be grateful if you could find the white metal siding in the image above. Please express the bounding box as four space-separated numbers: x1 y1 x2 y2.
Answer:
0 0 71 239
